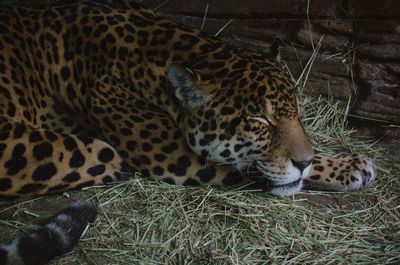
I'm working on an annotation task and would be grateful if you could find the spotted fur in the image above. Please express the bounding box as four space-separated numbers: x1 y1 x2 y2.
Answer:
0 0 376 263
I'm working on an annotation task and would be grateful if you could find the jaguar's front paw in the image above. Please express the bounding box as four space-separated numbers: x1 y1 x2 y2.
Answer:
343 156 376 191
304 154 377 192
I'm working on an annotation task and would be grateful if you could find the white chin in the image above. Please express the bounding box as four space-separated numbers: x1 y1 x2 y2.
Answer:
270 179 303 196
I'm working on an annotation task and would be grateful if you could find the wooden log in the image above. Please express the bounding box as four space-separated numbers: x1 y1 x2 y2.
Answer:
147 0 400 124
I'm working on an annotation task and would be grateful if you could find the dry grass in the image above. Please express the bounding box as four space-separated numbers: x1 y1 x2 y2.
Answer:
0 0 399 264
43 93 397 264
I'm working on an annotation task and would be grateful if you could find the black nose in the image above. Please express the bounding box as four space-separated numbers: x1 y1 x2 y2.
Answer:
291 159 313 173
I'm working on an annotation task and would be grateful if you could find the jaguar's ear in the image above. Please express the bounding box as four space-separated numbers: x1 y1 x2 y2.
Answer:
167 64 208 108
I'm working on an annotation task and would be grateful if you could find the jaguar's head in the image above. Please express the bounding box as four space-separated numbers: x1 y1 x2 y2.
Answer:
168 60 314 196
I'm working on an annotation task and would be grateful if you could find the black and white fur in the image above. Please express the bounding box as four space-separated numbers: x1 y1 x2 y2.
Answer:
0 201 97 265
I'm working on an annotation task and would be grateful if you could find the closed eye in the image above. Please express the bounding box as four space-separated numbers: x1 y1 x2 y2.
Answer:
248 116 274 126
250 116 269 125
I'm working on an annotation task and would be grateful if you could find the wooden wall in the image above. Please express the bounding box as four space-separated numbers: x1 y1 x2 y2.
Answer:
145 0 400 125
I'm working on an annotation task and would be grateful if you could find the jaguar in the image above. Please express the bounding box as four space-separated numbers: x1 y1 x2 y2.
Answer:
0 0 376 264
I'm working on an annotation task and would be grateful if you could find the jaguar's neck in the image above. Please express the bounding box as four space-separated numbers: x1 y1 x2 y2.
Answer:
45 1 231 126
110 11 228 125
